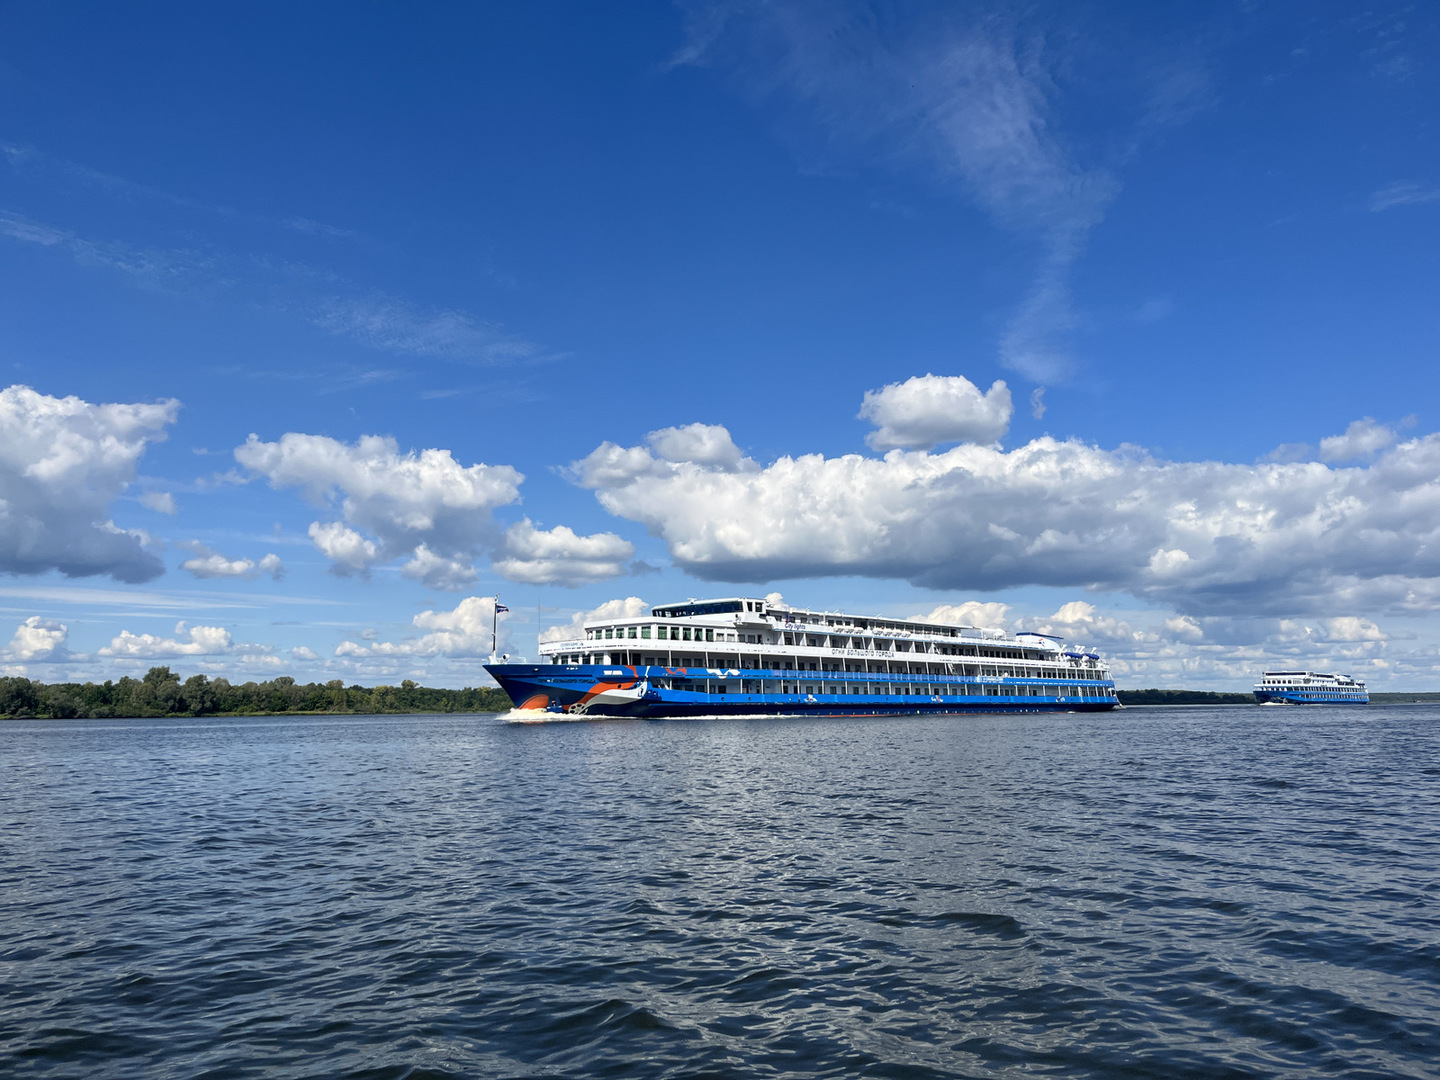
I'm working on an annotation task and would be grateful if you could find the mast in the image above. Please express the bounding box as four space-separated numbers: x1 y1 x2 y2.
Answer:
491 596 508 660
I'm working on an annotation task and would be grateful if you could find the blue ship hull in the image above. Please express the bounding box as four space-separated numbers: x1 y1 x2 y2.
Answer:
1253 690 1369 705
487 663 1119 718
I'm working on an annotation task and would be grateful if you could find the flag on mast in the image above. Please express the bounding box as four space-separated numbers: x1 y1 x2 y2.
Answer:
495 603 509 613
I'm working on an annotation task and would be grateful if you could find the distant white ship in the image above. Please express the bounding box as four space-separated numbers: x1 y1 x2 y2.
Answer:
1253 671 1369 705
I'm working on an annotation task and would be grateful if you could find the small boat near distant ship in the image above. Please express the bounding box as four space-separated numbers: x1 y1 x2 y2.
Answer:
486 595 1119 719
1253 671 1368 705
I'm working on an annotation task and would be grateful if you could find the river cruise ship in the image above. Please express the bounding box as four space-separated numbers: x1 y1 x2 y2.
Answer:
1253 671 1369 705
486 596 1119 718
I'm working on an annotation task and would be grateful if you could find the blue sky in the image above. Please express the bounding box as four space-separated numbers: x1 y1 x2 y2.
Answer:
2 0 1438 689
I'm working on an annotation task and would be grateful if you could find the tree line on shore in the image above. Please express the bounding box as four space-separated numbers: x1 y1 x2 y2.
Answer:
0 667 513 719
1114 688 1255 705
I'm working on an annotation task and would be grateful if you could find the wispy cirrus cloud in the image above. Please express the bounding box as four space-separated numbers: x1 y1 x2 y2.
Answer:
3 143 357 240
308 295 547 365
0 209 223 288
0 584 344 611
1 145 550 369
0 208 548 366
672 3 1119 384
1369 180 1440 212
672 3 1209 386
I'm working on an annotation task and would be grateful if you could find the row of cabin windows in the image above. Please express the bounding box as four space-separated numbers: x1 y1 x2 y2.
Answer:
779 631 1041 661
587 625 720 642
1272 685 1359 690
562 644 1094 677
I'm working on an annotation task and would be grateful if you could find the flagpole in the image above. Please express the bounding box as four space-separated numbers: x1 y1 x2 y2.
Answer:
490 598 510 664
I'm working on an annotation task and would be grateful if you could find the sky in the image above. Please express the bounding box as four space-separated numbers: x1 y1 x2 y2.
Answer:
1 0 1438 690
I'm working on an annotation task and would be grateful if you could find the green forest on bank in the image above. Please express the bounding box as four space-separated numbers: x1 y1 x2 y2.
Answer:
1114 689 1254 705
0 667 512 719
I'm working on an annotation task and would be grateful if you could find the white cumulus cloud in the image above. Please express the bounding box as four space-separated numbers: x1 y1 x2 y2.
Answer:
493 519 635 587
1279 617 1387 645
236 428 636 588
1319 418 1397 463
1026 600 1151 646
335 596 508 658
570 411 1440 619
100 620 265 659
648 423 750 470
1164 615 1204 644
239 430 622 588
400 544 479 591
179 543 285 580
909 601 1010 631
0 385 178 582
307 521 380 576
539 596 651 644
3 616 72 662
235 431 521 532
1321 616 1386 643
860 374 1012 450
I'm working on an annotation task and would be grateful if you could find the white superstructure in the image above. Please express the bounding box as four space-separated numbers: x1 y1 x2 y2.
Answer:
1254 671 1368 705
524 596 1116 709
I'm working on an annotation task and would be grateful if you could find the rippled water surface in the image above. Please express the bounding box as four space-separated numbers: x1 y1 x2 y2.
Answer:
3 706 1439 1079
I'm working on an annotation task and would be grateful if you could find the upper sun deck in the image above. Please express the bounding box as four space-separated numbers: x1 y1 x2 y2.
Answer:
539 597 1108 671
641 597 1021 643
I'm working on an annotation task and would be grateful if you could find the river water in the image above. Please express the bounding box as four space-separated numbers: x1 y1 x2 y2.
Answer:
1 705 1437 1079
